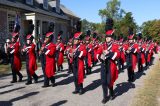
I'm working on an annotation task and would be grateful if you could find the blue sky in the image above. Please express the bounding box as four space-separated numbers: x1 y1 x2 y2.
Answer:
61 0 160 26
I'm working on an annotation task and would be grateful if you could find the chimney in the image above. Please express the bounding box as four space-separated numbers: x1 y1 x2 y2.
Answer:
56 0 60 13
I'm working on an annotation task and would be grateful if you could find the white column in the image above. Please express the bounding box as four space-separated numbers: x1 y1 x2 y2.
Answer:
32 18 36 43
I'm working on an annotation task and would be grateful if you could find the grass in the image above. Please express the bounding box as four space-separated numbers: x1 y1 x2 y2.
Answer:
0 64 11 74
0 62 41 75
132 56 160 106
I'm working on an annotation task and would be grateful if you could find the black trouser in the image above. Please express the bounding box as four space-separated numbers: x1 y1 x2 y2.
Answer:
85 57 92 74
26 59 38 82
73 68 83 91
127 66 134 81
41 64 55 86
138 58 143 72
11 68 23 81
118 59 124 72
67 59 73 73
85 57 88 74
26 68 38 82
74 78 83 92
44 76 55 86
102 84 114 99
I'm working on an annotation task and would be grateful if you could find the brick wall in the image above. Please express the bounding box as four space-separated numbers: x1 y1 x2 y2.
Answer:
0 10 7 43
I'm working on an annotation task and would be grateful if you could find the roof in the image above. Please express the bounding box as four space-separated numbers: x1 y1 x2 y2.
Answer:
60 4 79 18
48 1 79 18
0 0 68 20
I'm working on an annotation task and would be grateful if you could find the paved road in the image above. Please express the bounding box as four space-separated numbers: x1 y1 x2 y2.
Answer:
0 54 158 106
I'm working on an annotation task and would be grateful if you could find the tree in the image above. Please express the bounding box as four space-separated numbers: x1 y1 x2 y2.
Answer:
99 0 125 21
98 0 138 39
118 12 138 36
141 20 160 43
81 19 90 32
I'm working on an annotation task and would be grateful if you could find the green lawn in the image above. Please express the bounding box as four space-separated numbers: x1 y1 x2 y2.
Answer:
132 57 160 106
0 62 41 75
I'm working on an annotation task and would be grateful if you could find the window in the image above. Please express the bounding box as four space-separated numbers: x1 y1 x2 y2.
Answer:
43 0 48 10
8 14 15 33
26 0 33 5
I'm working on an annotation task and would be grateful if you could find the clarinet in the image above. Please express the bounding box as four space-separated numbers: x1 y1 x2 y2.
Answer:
73 45 80 59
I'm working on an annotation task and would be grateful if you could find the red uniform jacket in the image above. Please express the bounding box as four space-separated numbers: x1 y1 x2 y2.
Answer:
44 43 56 78
97 42 120 87
86 43 93 67
73 44 87 84
93 43 99 62
126 43 138 71
9 42 22 72
56 42 65 66
65 45 73 64
119 44 126 64
147 43 154 62
24 43 37 76
140 43 146 65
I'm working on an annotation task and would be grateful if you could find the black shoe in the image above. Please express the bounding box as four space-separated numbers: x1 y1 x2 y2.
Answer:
67 71 72 74
61 65 63 70
10 80 17 83
18 76 23 82
25 81 32 85
42 85 50 88
128 79 132 82
51 83 57 87
79 89 84 95
110 94 115 100
110 96 114 100
34 77 38 83
101 98 108 104
57 69 60 72
72 90 79 94
88 71 92 75
138 70 141 73
86 72 89 75
131 79 135 82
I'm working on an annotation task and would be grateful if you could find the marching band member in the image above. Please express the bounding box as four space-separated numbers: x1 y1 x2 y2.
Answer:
126 28 138 82
39 24 57 88
65 38 73 73
71 21 86 95
56 31 65 72
97 18 120 103
8 24 23 83
22 24 38 85
85 30 93 75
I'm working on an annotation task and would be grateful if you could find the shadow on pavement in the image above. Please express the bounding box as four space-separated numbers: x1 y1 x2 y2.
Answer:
85 79 101 92
0 101 12 106
0 91 39 106
0 84 13 89
0 73 12 79
55 73 70 79
134 71 146 81
21 75 44 83
91 68 100 74
50 100 67 106
0 86 25 95
10 91 39 102
56 76 74 86
113 82 135 100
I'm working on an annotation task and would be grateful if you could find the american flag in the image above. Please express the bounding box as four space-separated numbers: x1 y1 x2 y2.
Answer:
13 14 20 32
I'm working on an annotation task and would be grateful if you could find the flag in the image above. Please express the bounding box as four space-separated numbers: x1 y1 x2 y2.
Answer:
13 14 20 33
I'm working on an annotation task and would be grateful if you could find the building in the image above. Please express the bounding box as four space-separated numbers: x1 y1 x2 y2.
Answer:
0 0 80 44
